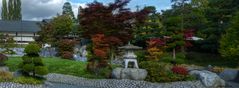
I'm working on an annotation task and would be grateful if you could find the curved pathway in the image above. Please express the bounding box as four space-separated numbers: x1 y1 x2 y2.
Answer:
0 73 207 88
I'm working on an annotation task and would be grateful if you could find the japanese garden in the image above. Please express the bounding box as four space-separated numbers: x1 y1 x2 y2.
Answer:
0 0 239 88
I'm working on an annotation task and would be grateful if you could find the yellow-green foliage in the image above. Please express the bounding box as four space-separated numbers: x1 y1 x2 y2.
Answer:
13 76 43 85
147 47 163 61
220 12 239 59
0 71 13 82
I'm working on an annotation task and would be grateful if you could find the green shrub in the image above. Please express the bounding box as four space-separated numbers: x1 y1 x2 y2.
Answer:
34 66 48 75
135 50 146 63
0 71 13 82
24 43 40 56
160 53 186 64
13 76 44 84
33 57 43 65
22 56 32 64
98 66 112 78
19 44 48 77
0 53 8 66
140 61 195 83
22 64 35 72
1 49 16 55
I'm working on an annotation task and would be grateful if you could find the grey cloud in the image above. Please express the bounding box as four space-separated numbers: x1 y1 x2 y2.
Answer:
0 0 83 21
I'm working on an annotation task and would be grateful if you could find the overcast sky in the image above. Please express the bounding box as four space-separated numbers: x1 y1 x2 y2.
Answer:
0 0 172 21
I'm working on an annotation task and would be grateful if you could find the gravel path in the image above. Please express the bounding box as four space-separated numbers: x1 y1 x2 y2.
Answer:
45 73 205 88
0 73 206 88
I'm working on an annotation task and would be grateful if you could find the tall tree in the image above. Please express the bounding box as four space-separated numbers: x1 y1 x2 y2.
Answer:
36 15 73 46
219 12 239 60
62 2 76 22
79 0 150 71
133 6 163 48
197 0 239 53
3 0 22 20
8 0 14 20
14 0 22 20
1 0 8 20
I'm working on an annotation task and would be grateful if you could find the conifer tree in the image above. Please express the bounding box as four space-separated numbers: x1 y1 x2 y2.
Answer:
1 0 8 20
62 2 76 22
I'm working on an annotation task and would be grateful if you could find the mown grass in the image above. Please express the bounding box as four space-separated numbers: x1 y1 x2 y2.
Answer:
5 57 100 78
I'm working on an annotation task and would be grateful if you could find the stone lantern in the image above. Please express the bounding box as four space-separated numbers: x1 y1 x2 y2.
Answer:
118 42 142 68
112 42 147 80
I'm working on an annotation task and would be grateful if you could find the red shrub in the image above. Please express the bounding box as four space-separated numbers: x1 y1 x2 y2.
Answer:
61 51 73 59
171 66 188 75
94 49 107 58
58 39 76 54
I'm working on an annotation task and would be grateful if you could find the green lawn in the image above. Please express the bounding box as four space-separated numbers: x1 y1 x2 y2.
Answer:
5 57 98 78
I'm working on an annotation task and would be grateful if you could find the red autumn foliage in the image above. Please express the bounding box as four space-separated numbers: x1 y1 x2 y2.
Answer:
91 34 109 59
61 51 73 59
93 49 107 59
105 36 122 46
58 39 76 59
183 29 194 47
184 29 194 39
79 0 150 43
171 66 188 75
147 38 166 48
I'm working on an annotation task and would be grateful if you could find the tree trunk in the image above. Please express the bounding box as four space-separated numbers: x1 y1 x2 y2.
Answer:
173 48 176 60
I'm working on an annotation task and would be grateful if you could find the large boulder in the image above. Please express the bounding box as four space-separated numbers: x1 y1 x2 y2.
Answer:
219 69 239 82
189 70 225 87
112 67 147 80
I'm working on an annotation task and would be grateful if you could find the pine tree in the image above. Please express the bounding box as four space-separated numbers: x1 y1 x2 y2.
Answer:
62 2 76 22
1 0 8 20
219 12 239 59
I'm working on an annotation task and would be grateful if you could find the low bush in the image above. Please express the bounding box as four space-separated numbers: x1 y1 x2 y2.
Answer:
58 39 76 59
210 66 225 73
135 50 146 63
61 51 73 59
98 66 112 78
34 66 48 75
1 49 16 55
171 66 188 75
0 53 8 66
0 71 13 82
140 61 195 83
13 76 44 84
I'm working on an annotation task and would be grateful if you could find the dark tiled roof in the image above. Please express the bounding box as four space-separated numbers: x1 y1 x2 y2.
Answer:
0 20 40 33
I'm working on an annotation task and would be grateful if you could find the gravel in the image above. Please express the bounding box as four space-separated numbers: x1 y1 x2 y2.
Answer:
0 73 207 88
45 73 205 88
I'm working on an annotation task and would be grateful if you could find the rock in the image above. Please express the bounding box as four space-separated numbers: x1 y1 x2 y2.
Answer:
219 69 239 81
112 67 147 80
189 70 225 87
0 66 9 72
13 70 23 77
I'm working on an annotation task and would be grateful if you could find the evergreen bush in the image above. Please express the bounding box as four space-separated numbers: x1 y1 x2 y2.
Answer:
19 43 48 77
